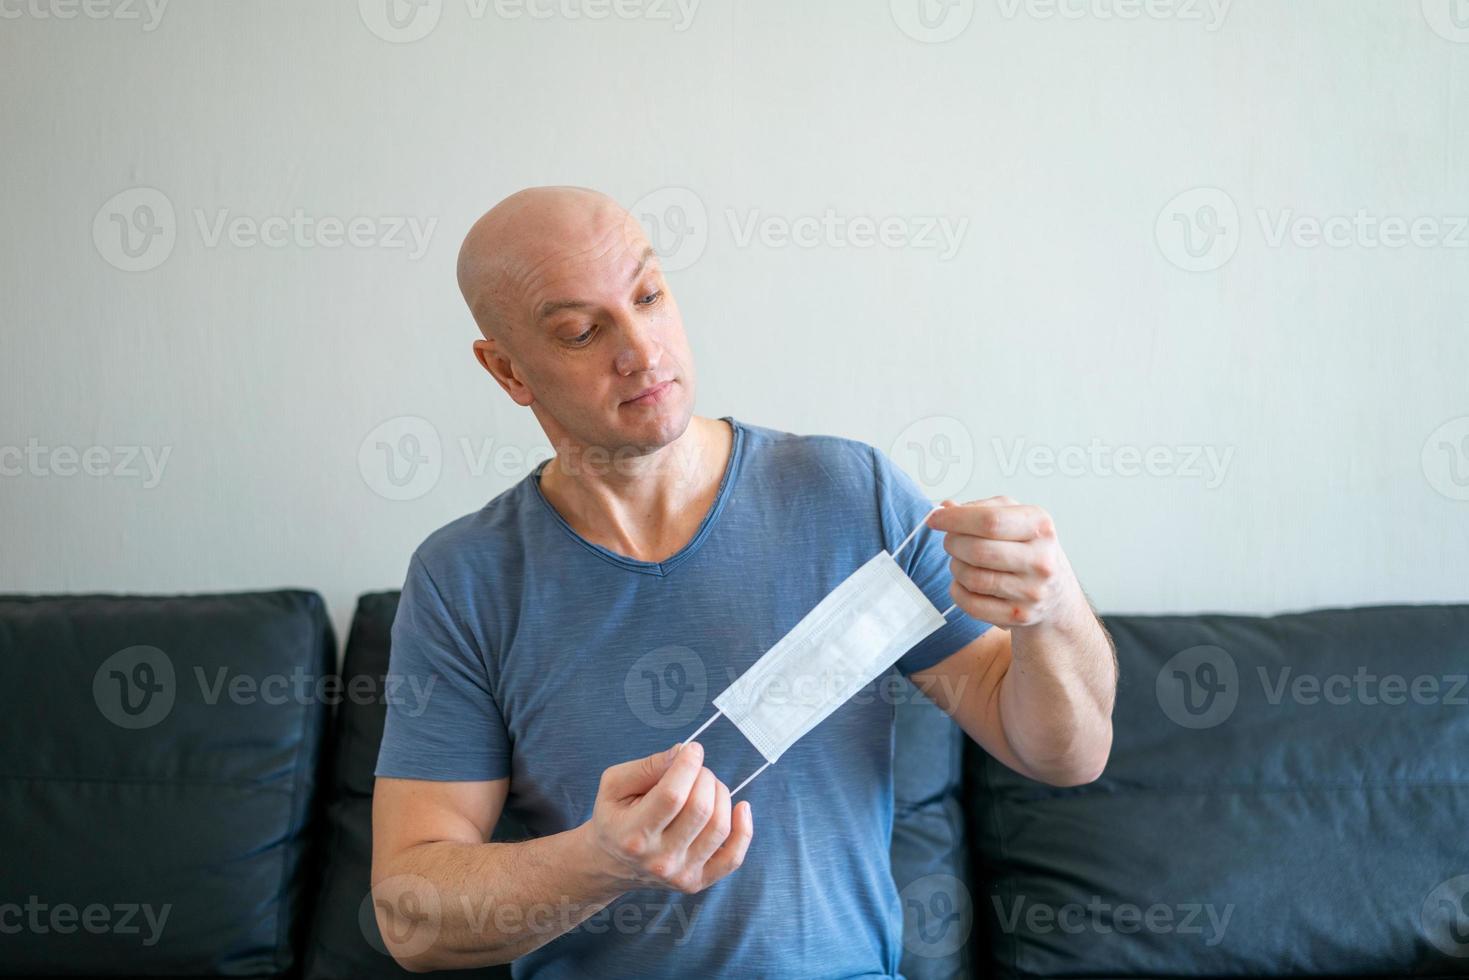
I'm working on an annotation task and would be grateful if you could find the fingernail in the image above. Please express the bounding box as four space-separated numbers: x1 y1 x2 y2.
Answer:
684 740 703 760
666 743 681 762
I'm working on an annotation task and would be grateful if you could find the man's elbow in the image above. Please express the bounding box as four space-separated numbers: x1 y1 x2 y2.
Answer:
388 950 437 974
374 907 444 973
370 868 481 973
1030 727 1112 787
374 900 514 973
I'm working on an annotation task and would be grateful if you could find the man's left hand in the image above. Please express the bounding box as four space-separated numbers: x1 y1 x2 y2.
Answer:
925 496 1087 631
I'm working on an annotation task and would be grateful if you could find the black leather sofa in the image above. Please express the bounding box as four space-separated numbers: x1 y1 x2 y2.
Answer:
3 591 1467 978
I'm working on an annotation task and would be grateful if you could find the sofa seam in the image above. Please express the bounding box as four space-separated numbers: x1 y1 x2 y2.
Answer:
273 593 328 975
981 751 1019 980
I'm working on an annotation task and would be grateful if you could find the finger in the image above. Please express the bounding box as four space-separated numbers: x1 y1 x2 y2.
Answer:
928 502 1047 541
633 742 705 829
941 534 1031 572
661 766 719 853
699 800 754 888
684 778 732 868
601 742 682 801
949 580 1038 627
950 558 1035 603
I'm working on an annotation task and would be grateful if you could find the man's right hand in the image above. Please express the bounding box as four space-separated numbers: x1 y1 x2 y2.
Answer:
583 741 754 894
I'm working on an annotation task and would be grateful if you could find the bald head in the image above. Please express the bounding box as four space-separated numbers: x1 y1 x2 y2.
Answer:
456 186 641 340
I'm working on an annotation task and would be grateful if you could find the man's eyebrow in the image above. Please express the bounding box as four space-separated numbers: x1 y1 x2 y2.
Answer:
533 246 657 323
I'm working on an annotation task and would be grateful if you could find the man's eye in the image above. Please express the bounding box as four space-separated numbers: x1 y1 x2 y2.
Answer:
567 326 596 346
636 290 663 306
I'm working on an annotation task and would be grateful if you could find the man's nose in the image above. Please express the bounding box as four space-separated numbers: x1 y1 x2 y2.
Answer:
613 312 664 377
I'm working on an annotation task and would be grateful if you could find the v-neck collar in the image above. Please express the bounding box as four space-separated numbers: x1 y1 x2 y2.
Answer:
530 416 745 578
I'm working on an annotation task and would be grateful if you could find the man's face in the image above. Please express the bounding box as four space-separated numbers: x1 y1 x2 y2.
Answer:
484 212 696 457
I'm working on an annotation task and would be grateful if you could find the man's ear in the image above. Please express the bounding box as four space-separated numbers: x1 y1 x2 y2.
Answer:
473 338 534 407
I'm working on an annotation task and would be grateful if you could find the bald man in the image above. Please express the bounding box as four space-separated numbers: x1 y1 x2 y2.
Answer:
370 186 1117 977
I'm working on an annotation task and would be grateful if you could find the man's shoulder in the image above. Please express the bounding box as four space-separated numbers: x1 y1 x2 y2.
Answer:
408 476 539 579
735 417 881 487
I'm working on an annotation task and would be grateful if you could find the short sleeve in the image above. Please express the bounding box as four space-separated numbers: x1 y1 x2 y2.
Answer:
871 445 994 676
374 552 511 781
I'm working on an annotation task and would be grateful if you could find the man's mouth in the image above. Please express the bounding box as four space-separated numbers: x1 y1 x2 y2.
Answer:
622 379 675 406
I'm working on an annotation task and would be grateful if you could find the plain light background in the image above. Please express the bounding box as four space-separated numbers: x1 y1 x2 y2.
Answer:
2 0 1465 648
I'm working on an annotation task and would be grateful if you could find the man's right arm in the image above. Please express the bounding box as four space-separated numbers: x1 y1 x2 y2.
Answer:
371 740 753 971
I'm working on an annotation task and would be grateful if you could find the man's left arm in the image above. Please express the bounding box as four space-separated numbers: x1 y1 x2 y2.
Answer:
909 496 1118 787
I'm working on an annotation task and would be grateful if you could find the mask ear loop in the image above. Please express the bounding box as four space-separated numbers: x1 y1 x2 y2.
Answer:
678 504 962 796
676 710 769 797
894 504 962 619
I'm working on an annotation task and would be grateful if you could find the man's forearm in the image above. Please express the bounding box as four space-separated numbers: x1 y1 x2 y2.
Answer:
998 592 1117 785
376 823 627 971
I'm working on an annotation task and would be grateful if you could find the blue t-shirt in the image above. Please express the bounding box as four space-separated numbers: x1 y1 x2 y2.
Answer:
375 417 992 979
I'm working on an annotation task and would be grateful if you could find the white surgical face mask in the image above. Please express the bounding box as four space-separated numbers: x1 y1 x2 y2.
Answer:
682 506 960 795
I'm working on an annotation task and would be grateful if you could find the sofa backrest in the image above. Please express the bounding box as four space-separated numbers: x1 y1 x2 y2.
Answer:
966 603 1469 979
0 591 334 977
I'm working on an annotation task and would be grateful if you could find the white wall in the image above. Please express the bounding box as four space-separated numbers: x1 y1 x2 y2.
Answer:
2 0 1466 648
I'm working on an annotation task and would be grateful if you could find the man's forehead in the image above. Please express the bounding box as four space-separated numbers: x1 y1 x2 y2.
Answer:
526 243 659 322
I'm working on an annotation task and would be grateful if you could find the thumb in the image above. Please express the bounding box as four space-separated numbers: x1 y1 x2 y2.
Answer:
603 742 684 800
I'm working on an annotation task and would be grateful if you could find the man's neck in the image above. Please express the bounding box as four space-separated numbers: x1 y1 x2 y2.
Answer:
538 415 734 564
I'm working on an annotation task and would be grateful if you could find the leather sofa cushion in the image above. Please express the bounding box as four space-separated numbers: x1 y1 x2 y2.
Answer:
968 603 1469 978
0 591 334 977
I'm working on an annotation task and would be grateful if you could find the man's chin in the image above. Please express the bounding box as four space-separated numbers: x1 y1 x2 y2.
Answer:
613 390 692 451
